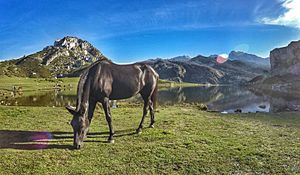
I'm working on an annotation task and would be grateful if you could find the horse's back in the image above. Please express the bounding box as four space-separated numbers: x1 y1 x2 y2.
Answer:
89 61 158 100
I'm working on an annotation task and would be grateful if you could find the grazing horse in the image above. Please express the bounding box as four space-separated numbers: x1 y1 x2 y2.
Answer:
66 59 159 149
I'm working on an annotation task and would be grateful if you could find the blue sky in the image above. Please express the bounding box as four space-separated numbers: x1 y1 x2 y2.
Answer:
0 0 300 62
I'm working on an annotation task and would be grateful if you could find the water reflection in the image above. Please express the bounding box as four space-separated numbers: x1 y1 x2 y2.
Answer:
0 90 76 107
250 88 300 112
1 86 300 113
158 86 270 112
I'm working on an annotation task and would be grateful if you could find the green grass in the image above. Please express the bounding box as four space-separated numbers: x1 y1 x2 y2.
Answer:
0 104 299 174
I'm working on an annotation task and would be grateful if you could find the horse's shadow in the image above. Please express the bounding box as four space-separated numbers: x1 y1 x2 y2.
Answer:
0 129 136 150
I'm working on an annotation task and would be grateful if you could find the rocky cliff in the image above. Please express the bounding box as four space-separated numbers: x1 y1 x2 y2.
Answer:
248 40 300 89
270 40 300 76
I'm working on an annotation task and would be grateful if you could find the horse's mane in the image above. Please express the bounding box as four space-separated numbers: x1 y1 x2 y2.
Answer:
75 56 111 111
76 68 89 111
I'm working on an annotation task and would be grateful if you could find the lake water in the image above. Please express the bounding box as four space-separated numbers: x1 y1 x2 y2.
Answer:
1 86 300 113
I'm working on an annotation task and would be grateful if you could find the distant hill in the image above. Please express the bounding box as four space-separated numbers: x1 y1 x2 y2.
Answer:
0 36 107 77
229 51 270 68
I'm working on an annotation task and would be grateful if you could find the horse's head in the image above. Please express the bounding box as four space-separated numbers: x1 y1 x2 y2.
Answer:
66 105 89 149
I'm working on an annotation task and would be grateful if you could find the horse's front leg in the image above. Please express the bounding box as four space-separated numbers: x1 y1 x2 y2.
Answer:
87 99 97 125
136 99 149 134
102 97 114 143
85 100 97 139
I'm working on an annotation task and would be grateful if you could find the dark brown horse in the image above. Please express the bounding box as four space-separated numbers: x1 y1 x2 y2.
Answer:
66 59 159 149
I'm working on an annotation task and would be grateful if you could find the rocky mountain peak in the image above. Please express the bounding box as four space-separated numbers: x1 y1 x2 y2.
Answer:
229 51 262 60
15 36 106 77
54 36 81 49
169 55 191 62
53 36 94 51
50 36 103 58
229 51 245 56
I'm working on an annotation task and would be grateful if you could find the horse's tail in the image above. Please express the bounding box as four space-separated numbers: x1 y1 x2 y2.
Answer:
151 79 158 110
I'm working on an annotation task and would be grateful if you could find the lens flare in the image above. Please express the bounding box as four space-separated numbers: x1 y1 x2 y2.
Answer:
30 132 53 149
216 54 228 64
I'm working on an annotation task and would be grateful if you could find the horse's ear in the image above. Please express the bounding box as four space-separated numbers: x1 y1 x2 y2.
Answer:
66 105 77 116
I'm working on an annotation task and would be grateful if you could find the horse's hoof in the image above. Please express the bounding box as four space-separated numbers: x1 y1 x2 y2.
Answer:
149 124 154 128
108 139 115 144
136 128 142 134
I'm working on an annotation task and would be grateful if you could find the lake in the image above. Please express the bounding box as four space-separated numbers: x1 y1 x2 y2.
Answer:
1 85 300 113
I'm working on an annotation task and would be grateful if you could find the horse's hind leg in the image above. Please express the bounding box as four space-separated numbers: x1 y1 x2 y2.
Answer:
136 97 149 134
102 97 114 143
149 100 155 128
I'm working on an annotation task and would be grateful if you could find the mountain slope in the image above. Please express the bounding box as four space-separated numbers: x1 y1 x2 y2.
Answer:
142 54 269 84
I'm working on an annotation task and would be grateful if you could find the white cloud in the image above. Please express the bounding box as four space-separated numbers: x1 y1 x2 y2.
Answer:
260 0 300 28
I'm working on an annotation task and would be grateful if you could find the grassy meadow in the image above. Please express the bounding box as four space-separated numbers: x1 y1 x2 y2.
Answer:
0 77 299 174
